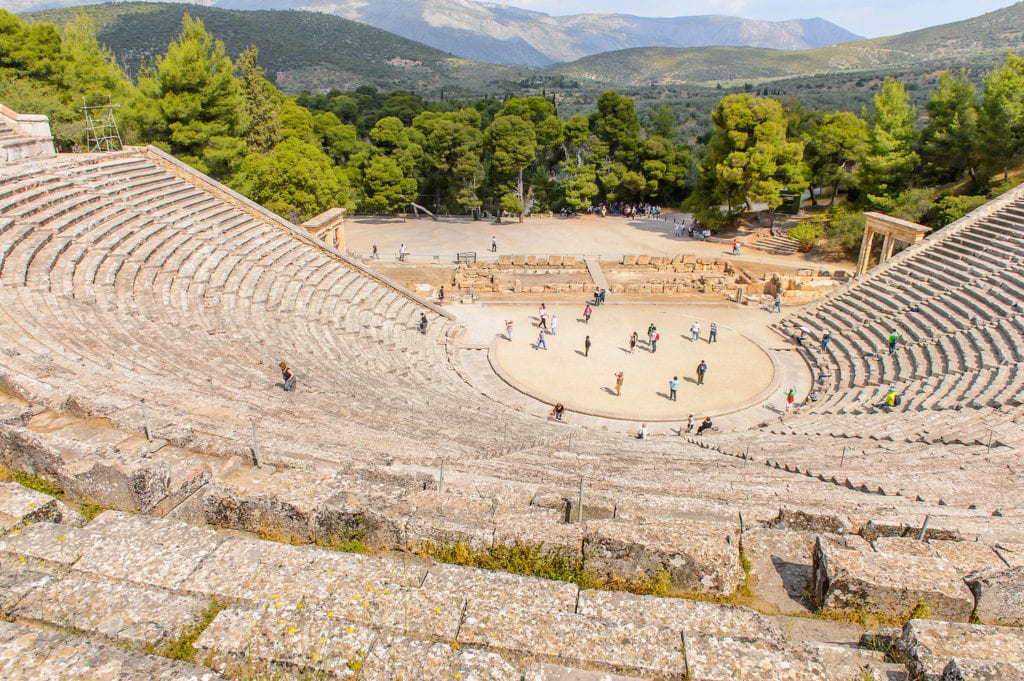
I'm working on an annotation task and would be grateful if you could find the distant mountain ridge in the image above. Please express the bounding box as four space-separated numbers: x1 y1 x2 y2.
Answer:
11 0 863 66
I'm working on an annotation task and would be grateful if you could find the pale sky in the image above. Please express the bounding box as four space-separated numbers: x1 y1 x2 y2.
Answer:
504 1 1018 39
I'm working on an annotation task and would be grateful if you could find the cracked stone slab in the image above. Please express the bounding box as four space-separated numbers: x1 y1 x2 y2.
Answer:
522 663 647 680
576 589 785 646
0 619 223 680
812 537 974 621
183 536 426 606
995 542 1024 567
684 634 838 681
941 656 1024 680
930 540 1007 576
11 571 208 647
583 519 742 595
0 482 80 531
360 635 521 681
458 600 687 677
898 619 1024 681
0 521 84 572
70 511 227 590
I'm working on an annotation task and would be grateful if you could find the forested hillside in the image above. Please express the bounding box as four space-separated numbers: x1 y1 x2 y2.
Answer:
3 8 1024 260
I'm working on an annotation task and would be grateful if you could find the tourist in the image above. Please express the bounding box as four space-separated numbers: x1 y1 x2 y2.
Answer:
884 385 902 408
772 296 782 313
690 321 701 342
709 322 718 343
647 323 656 345
784 387 797 413
629 332 638 354
651 330 660 353
614 371 624 396
584 335 592 357
437 285 445 305
399 243 407 261
732 239 740 255
821 331 831 352
817 366 832 388
583 304 592 323
550 314 558 335
418 313 428 334
491 235 497 252
536 330 547 350
593 288 602 306
669 376 679 401
888 330 900 356
686 414 695 434
696 360 707 385
796 327 808 346
599 288 607 305
539 309 548 330
371 243 378 259
551 402 565 421
505 319 513 341
279 362 296 392
696 416 714 436
637 423 648 439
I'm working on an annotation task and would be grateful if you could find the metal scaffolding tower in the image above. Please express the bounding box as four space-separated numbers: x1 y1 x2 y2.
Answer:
81 97 123 152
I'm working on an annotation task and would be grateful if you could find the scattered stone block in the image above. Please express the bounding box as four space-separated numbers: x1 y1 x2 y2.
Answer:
0 482 80 531
872 536 936 557
685 635 834 681
769 507 853 534
811 537 974 621
523 662 645 680
584 519 742 595
0 521 85 572
897 619 1024 681
422 562 577 614
941 657 1024 681
930 540 1006 576
964 566 1024 626
636 255 650 265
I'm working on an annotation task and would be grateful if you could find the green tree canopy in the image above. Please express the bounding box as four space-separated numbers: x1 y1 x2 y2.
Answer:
858 77 918 199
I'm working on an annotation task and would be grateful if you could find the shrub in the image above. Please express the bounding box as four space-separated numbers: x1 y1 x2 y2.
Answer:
788 222 824 251
933 195 987 227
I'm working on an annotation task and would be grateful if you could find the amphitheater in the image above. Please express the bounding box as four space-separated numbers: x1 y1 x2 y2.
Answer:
0 105 1022 680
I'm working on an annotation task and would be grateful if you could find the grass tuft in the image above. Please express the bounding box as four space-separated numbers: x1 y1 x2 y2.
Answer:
156 598 225 663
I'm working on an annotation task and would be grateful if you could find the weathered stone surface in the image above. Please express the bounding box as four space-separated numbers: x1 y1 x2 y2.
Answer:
523 662 645 680
422 562 577 614
184 537 426 606
859 520 961 543
769 507 852 534
361 635 521 681
0 567 47 613
71 511 226 590
872 536 936 557
584 519 742 595
0 521 84 572
811 537 974 621
685 635 836 681
0 482 68 530
0 619 223 680
930 540 1006 576
898 619 1024 681
576 589 784 646
995 542 1024 567
964 566 1024 626
11 571 208 647
459 603 687 678
941 657 1024 681
405 513 494 549
315 490 408 547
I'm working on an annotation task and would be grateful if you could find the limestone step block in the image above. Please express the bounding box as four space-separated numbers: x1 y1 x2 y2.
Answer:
940 656 1024 681
5 568 209 648
0 520 84 573
964 566 1024 626
422 561 579 615
576 588 785 647
684 634 836 681
523 662 646 680
811 537 974 621
583 519 742 596
930 539 1007 577
995 542 1024 567
314 487 411 548
359 635 521 681
0 566 48 612
0 619 223 681
0 481 81 531
897 619 1024 681
458 600 687 678
183 536 427 607
71 511 227 590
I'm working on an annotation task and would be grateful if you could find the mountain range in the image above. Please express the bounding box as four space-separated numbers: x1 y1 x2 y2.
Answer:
10 0 862 66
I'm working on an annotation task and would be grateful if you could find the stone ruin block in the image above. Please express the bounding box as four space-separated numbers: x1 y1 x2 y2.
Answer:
498 255 512 265
651 256 664 266
563 256 576 266
0 481 81 531
897 619 1024 681
964 566 1024 626
315 494 407 548
523 663 645 681
872 536 936 557
811 537 974 621
584 519 742 596
512 256 526 266
930 540 1006 576
622 255 637 265
625 284 638 294
995 542 1024 567
548 255 563 266
636 255 651 265
536 257 548 266
941 657 1024 681
526 255 537 265
768 507 854 535
859 519 961 543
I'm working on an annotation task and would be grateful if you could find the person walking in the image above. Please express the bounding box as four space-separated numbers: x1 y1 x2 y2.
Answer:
647 323 656 347
784 387 797 413
418 313 428 334
583 304 592 324
708 322 718 343
491 235 497 252
279 362 296 392
668 376 679 401
686 414 695 434
690 321 701 342
696 360 707 385
732 239 741 255
505 319 513 341
584 335 592 357
821 331 831 353
437 286 445 305
651 330 660 353
371 243 379 259
536 330 547 350
888 331 900 356
399 243 407 261
629 332 638 354
772 295 782 313
614 371 624 396
539 309 548 330
550 314 558 335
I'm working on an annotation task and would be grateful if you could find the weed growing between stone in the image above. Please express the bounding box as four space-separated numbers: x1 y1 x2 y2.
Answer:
414 541 594 588
0 464 64 500
78 499 105 523
154 598 225 663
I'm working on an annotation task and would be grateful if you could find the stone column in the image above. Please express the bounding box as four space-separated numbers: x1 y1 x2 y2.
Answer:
857 228 876 275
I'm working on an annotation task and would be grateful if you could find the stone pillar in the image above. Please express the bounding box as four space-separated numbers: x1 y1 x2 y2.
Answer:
856 228 876 275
